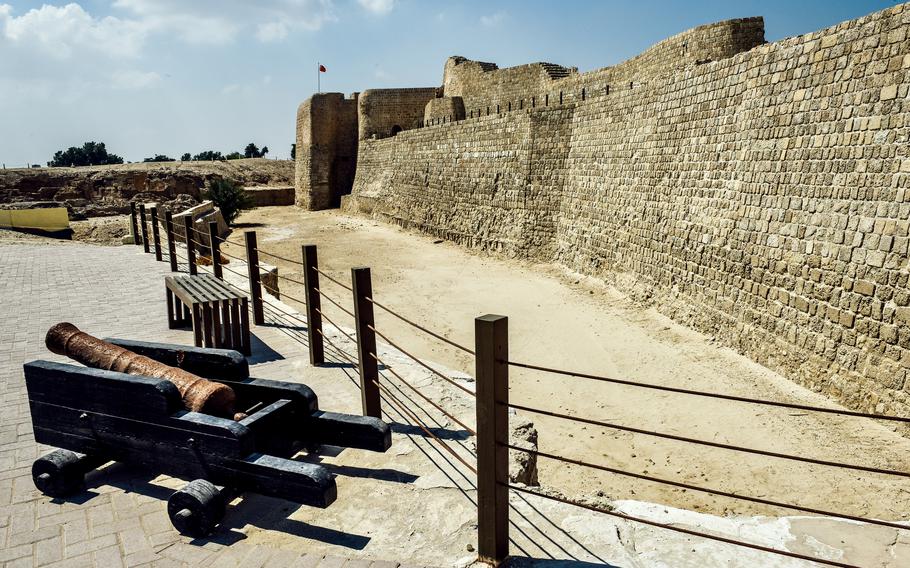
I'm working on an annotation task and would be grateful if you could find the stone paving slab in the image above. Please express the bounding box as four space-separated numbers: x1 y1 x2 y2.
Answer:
0 243 431 568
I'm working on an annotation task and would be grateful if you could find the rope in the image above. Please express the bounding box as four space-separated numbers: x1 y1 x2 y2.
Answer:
504 484 860 568
275 273 307 287
367 324 475 397
507 360 910 424
217 249 246 262
317 328 359 368
313 307 358 345
255 248 304 266
314 287 355 318
365 295 475 355
371 378 477 474
275 290 308 307
507 403 910 479
314 266 353 291
370 352 476 435
505 443 910 532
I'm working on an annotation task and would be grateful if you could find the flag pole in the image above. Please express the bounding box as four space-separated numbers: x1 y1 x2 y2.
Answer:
317 61 320 94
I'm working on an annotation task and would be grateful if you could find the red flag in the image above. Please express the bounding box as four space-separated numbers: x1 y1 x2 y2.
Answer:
319 64 327 72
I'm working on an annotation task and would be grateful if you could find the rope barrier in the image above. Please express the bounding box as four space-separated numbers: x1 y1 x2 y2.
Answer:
367 324 476 397
371 378 477 474
274 290 308 307
504 484 860 568
313 307 358 345
314 287 355 318
507 402 910 479
507 360 910 424
314 266 353 292
217 249 246 263
504 443 910 532
365 295 475 355
262 301 309 327
254 247 304 266
317 328 358 368
370 352 476 435
275 273 307 287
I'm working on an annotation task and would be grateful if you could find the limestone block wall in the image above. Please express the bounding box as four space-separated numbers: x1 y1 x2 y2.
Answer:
424 96 466 124
358 88 439 140
449 18 766 119
295 93 358 209
348 3 910 417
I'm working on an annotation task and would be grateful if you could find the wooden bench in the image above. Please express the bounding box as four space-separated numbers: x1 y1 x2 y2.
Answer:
165 274 251 355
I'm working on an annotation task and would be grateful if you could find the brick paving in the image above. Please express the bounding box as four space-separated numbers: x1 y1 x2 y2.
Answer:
0 243 429 568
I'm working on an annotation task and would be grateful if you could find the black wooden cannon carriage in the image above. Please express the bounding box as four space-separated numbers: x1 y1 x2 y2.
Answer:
24 338 392 537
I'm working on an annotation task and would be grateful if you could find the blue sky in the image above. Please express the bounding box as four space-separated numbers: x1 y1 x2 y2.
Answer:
0 0 899 166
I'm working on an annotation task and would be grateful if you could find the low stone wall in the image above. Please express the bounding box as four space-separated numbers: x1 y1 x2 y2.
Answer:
245 186 294 207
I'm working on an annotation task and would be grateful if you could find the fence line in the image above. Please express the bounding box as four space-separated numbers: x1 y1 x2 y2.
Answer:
507 402 910 479
366 295 475 355
314 266 353 292
368 324 476 397
370 351 476 435
505 443 910 532
507 359 910 423
314 287 355 318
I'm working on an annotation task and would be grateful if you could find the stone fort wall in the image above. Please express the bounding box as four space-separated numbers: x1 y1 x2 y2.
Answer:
341 4 910 417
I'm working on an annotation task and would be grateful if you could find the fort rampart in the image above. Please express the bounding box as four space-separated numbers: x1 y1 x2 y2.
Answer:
298 4 910 416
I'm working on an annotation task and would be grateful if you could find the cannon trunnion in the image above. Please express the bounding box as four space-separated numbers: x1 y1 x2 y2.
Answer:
25 339 392 537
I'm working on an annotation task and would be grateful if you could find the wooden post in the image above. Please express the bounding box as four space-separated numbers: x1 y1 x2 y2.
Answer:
139 204 150 253
351 267 380 418
208 221 222 279
475 314 509 565
302 245 324 366
165 211 178 272
244 231 264 325
183 215 197 275
129 202 139 246
150 206 162 261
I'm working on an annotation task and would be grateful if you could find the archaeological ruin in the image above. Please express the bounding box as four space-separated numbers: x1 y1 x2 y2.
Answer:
295 5 910 420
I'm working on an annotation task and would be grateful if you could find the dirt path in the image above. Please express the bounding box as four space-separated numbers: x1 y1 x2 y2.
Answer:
223 206 910 525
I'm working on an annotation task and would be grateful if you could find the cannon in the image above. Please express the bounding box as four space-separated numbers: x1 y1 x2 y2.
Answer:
24 337 392 537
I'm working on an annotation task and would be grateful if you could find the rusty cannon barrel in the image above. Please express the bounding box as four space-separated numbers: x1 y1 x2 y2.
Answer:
46 323 237 418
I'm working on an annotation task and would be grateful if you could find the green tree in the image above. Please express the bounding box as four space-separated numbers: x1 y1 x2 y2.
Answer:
290 143 296 160
180 152 191 161
225 151 243 160
193 150 224 161
204 178 252 225
143 154 175 163
243 143 269 158
49 141 124 167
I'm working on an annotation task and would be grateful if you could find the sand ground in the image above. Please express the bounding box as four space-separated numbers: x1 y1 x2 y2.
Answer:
219 206 910 528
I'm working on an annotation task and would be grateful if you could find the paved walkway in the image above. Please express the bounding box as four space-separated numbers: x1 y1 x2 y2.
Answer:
0 243 428 568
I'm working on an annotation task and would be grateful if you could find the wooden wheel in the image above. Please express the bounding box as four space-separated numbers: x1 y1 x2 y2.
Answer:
32 449 92 498
167 479 226 537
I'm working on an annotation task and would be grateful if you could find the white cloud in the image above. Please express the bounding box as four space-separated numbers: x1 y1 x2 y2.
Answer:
374 67 391 80
0 3 146 58
256 20 288 42
480 11 506 27
110 70 161 90
358 0 394 15
113 0 336 44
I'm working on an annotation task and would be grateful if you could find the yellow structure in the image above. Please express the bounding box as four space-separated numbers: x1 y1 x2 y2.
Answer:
0 207 70 232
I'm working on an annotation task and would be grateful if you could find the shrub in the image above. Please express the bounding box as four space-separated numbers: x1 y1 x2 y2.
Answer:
204 178 252 225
